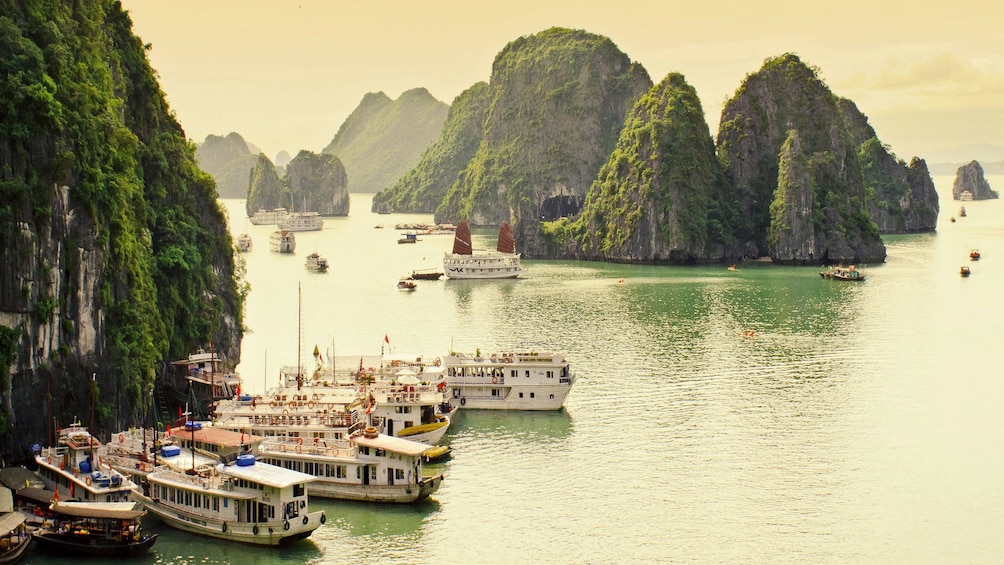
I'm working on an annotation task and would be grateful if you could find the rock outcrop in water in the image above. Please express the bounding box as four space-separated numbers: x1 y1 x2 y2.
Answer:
246 154 285 216
0 0 244 457
322 88 448 194
283 150 349 216
533 73 740 263
952 160 999 200
717 53 886 264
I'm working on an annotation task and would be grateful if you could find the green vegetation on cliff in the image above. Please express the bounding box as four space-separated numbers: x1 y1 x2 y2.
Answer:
542 73 737 263
372 82 491 214
0 0 243 444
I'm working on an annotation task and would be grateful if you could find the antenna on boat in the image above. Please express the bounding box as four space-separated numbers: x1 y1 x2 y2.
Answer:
296 282 303 391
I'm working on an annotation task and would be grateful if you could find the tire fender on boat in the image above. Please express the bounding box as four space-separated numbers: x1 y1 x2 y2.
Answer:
222 522 227 533
295 437 303 446
320 513 327 525
85 476 92 486
460 397 466 406
253 525 259 535
284 521 290 531
302 516 308 525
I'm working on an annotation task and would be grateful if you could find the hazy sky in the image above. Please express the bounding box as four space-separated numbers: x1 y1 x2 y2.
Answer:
123 0 1004 164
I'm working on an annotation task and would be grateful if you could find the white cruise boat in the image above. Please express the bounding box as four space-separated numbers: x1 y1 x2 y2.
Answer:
249 207 289 225
443 220 527 279
131 423 324 546
269 230 296 253
34 424 137 502
256 426 443 503
213 366 452 447
440 349 575 410
278 211 323 232
304 252 329 273
236 233 252 252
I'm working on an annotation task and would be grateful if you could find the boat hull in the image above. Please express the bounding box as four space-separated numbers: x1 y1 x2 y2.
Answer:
33 531 157 558
307 475 442 503
450 383 571 410
0 534 32 565
135 493 323 546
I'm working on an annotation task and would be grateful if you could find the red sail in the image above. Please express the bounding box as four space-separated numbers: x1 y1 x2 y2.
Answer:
497 221 516 254
452 220 473 255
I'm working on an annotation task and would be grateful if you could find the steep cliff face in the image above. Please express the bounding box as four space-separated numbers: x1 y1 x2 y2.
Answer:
839 99 939 233
717 53 885 264
283 151 349 216
0 1 244 455
195 132 259 199
372 82 491 214
535 73 739 263
434 27 652 244
322 88 448 193
246 154 285 216
953 161 999 200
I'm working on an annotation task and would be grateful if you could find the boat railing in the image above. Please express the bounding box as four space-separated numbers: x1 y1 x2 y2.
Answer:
259 438 357 459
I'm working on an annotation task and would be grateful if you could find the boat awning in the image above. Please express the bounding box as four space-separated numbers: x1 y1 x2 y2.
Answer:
0 512 25 533
0 486 12 513
352 433 429 456
15 487 55 505
51 501 145 520
221 460 317 489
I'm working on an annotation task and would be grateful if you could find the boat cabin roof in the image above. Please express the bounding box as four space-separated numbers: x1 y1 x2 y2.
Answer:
51 501 144 520
221 459 316 489
0 487 12 513
352 433 429 456
0 512 26 533
167 425 262 448
15 487 56 506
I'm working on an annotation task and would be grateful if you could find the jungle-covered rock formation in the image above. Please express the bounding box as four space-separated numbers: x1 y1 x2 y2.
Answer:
371 82 491 214
246 154 284 216
322 88 448 193
952 160 999 200
0 0 244 457
533 73 740 263
194 132 259 199
283 150 349 216
838 99 939 233
434 27 653 252
716 53 886 264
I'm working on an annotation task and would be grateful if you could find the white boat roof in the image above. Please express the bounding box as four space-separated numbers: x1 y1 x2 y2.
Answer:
221 459 317 488
353 433 429 456
0 511 25 533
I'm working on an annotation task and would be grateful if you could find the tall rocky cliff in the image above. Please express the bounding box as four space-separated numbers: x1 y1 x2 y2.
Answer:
0 0 244 457
246 154 284 216
283 151 349 216
433 27 652 252
194 132 260 199
952 160 999 200
533 73 739 263
322 88 448 193
838 99 939 233
371 82 491 214
716 53 886 264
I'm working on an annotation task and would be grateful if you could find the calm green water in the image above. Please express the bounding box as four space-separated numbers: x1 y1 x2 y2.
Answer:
25 177 1004 563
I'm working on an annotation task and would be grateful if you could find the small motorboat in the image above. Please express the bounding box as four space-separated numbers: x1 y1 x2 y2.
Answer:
960 265 971 277
421 445 453 464
398 279 417 291
970 249 981 261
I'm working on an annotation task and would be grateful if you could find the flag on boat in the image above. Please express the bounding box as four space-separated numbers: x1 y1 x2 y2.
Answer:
53 487 58 502
384 334 390 344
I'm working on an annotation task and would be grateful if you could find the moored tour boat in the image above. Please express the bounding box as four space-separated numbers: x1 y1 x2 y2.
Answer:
236 233 252 252
270 230 296 253
166 349 242 420
278 211 323 232
409 267 443 281
31 501 156 558
439 349 575 410
819 265 865 281
305 252 329 273
34 424 137 503
0 487 31 565
131 427 325 546
443 220 527 279
249 207 289 226
256 426 443 503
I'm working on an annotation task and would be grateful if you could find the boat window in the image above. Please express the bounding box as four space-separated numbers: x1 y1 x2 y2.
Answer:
525 371 530 377
530 393 535 398
294 483 305 497
518 392 524 398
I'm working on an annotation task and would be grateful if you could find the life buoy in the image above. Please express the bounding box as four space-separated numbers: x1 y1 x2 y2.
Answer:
302 515 308 525
253 525 259 535
460 397 466 406
434 358 441 366
295 437 303 445
307 401 315 409
85 476 92 486
250 404 255 411
283 521 290 531
222 522 227 533
289 401 297 409
118 434 125 444
270 401 277 407
492 376 498 384
312 394 319 400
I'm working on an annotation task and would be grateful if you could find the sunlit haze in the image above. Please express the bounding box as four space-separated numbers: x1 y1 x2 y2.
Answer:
123 0 1004 164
